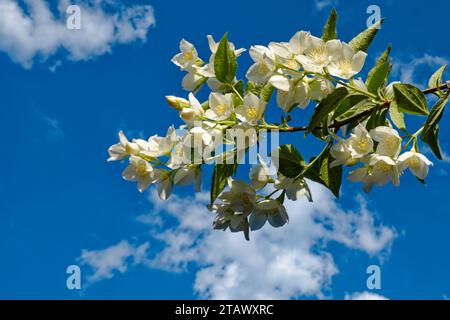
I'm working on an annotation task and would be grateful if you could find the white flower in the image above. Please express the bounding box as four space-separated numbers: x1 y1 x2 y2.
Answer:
152 169 173 200
330 137 354 167
211 203 249 239
331 124 373 167
327 41 367 79
274 175 312 201
309 77 334 101
107 130 140 161
171 39 198 71
249 155 271 189
205 92 234 121
235 93 265 125
398 151 433 180
295 35 341 73
269 75 311 111
180 93 205 126
218 178 257 214
182 72 205 92
249 199 289 230
370 126 402 158
122 155 154 192
268 41 299 70
348 124 374 158
144 126 179 158
168 140 188 168
246 45 276 83
173 165 201 191
348 154 400 193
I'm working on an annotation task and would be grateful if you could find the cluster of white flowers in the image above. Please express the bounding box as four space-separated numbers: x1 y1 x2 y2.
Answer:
108 15 444 239
331 124 433 193
172 32 367 112
211 155 312 239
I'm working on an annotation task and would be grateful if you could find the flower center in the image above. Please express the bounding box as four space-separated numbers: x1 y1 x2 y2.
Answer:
384 135 400 152
376 161 391 173
245 106 259 119
285 58 298 69
356 138 369 153
307 46 327 65
337 59 352 73
406 156 420 169
215 104 228 116
137 163 149 176
183 50 195 61
258 62 270 74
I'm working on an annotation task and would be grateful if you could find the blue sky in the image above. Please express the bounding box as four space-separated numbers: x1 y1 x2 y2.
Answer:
0 0 449 299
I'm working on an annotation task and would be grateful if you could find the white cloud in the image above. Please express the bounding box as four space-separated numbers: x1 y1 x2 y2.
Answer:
0 0 155 68
314 0 338 11
345 291 388 300
140 182 396 299
392 54 449 86
79 240 149 283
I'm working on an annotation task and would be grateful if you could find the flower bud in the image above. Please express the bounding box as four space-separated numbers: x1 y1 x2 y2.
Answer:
165 96 190 111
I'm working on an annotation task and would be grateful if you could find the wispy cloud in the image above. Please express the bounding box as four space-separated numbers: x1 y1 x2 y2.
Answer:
314 0 338 11
345 291 388 300
0 0 155 69
392 54 449 87
79 182 395 298
79 240 149 284
142 184 395 299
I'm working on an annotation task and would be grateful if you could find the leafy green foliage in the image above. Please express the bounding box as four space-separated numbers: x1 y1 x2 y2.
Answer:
421 97 449 160
366 61 391 94
389 101 406 131
214 33 237 84
349 19 384 52
307 87 348 135
305 147 342 198
366 107 388 130
273 144 305 178
421 125 442 160
322 8 338 42
334 98 375 123
428 64 447 91
393 84 429 116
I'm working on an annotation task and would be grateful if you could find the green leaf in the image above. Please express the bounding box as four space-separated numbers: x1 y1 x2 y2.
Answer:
366 61 391 94
421 125 442 160
273 144 305 178
210 163 238 205
322 8 338 42
234 80 245 97
260 83 274 102
375 44 392 66
334 98 375 122
332 94 367 120
214 33 237 84
307 87 348 135
349 18 384 52
305 148 342 198
389 101 406 131
366 107 388 130
428 64 447 90
422 96 449 142
393 84 429 116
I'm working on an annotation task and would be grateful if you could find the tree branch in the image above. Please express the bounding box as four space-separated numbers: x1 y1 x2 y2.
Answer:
274 81 450 133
